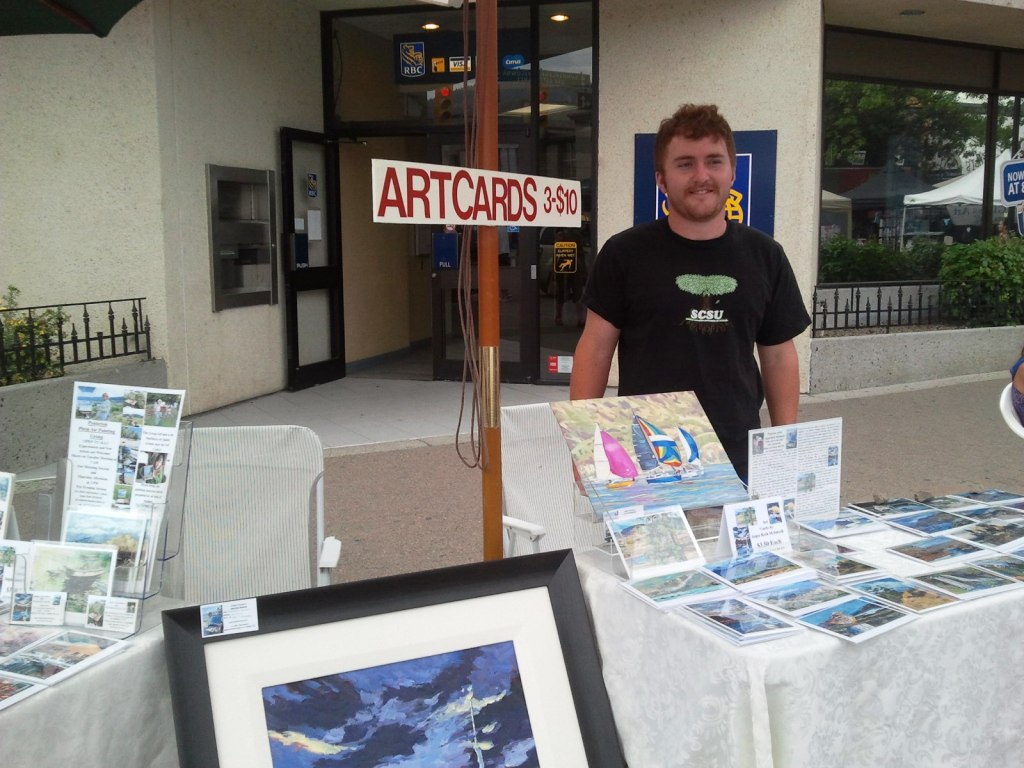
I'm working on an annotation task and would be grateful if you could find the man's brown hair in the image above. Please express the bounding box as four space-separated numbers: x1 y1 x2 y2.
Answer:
654 104 736 174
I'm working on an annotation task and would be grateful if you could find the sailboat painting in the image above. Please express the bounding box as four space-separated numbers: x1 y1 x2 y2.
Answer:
261 641 538 768
551 391 747 517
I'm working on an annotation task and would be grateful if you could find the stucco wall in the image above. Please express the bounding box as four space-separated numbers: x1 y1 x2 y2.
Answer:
809 326 1024 394
598 0 823 389
1 0 323 418
0 3 167 355
152 0 323 413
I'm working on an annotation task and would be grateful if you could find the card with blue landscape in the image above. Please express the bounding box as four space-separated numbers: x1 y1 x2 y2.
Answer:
849 575 960 613
745 577 853 617
680 596 801 645
798 596 915 643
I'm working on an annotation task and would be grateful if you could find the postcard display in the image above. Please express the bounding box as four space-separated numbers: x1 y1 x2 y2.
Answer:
0 382 190 708
555 395 1024 646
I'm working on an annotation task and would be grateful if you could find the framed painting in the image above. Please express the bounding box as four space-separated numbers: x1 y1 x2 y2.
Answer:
163 549 625 768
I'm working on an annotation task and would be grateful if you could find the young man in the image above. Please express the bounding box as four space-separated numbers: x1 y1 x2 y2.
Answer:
570 104 810 482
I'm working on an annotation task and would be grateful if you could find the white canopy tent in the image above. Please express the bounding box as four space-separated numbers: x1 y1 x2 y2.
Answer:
902 150 1011 234
820 189 852 240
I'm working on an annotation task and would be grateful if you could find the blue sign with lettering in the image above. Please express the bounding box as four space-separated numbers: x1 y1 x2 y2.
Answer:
632 130 778 236
432 232 458 270
1001 158 1024 205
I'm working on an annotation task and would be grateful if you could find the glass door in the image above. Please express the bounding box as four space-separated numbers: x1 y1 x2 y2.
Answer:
430 130 538 382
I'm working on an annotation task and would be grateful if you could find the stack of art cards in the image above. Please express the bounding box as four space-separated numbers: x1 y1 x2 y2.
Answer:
0 674 45 711
950 489 1024 507
849 576 960 613
947 519 1024 553
605 505 704 579
701 550 814 593
793 507 887 539
788 548 881 583
887 535 986 566
912 564 1021 600
849 497 936 518
549 392 748 520
620 567 734 610
971 553 1024 582
798 595 915 643
883 508 976 537
679 596 802 645
27 541 117 624
0 630 126 686
949 505 1024 525
745 577 854 617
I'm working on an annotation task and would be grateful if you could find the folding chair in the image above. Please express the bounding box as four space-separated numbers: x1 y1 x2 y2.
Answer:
999 383 1024 440
500 402 604 557
162 425 337 604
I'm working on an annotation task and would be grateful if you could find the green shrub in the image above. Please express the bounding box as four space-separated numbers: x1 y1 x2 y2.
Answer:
1 286 69 385
818 236 943 282
938 237 1024 326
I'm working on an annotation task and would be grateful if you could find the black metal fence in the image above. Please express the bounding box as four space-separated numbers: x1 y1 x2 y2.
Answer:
1 297 151 385
811 281 944 336
812 281 1024 336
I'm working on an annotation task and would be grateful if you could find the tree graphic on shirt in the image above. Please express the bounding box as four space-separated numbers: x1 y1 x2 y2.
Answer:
675 274 737 333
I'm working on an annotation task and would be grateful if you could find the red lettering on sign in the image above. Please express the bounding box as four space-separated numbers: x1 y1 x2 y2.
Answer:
491 177 509 220
473 178 492 220
407 168 431 219
429 170 452 218
522 178 538 222
376 167 407 219
453 170 473 219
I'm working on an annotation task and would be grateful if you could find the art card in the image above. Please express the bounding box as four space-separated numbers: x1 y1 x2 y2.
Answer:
67 381 185 514
745 577 853 617
789 549 880 583
887 535 986 566
0 539 31 608
793 507 887 538
680 597 801 645
27 541 117 623
849 497 935 518
0 674 45 711
948 520 1024 552
949 505 1024 525
0 471 14 539
883 508 976 536
798 596 915 643
10 591 67 625
0 630 126 685
849 576 960 613
912 564 1021 600
606 505 704 579
746 417 843 520
261 641 537 765
914 495 989 514
620 567 734 609
717 496 792 557
549 392 748 519
701 551 813 593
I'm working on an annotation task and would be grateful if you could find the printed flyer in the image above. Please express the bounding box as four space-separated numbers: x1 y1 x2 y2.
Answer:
67 382 185 513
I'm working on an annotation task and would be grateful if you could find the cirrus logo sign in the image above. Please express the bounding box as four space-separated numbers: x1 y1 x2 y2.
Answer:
502 53 526 68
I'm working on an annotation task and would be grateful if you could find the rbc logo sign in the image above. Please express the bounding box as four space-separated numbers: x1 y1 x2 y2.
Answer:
400 42 425 77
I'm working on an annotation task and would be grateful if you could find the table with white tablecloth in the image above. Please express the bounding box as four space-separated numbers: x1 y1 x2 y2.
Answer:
576 551 1024 768
1 597 183 768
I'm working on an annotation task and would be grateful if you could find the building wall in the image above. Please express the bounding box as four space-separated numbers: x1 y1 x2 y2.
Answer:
1 0 323 416
598 0 823 390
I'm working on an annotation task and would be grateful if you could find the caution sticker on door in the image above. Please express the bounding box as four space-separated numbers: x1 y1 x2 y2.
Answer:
548 355 573 374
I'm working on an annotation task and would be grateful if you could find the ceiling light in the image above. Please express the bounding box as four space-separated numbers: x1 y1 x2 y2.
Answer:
550 13 570 22
422 22 440 30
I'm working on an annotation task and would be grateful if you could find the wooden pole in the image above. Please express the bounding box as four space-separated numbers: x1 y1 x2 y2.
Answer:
476 0 503 560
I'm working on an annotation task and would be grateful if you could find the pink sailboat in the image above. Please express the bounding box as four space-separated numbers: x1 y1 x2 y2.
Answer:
593 425 638 488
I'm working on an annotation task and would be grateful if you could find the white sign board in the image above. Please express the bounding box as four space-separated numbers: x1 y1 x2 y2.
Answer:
372 158 581 227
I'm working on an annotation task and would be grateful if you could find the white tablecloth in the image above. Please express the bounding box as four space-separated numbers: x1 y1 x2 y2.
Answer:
577 553 1024 768
2 597 183 767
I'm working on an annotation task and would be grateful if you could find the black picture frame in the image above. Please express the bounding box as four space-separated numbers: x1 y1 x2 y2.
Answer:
163 549 625 767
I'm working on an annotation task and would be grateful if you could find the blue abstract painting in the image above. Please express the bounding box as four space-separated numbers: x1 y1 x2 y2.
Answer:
261 640 538 767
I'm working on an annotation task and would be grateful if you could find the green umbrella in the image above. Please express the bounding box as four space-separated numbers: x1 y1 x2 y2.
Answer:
0 0 145 37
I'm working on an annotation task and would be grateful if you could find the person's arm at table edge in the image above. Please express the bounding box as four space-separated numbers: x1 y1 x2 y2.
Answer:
757 338 801 426
569 310 620 401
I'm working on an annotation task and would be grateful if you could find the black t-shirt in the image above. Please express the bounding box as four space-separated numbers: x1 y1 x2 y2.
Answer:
583 218 810 479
